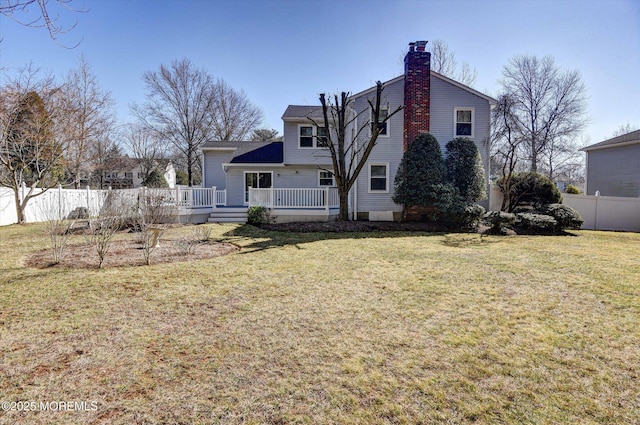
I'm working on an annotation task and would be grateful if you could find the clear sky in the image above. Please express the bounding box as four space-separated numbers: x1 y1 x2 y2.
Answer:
1 0 638 145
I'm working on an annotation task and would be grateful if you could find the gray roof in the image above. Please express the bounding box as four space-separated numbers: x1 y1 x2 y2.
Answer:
582 129 640 151
281 105 324 120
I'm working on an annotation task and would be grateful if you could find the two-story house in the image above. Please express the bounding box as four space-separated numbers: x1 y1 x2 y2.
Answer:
101 157 176 189
201 40 496 223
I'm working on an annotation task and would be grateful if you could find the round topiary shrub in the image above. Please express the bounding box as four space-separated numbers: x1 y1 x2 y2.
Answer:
484 210 516 234
515 213 557 233
497 172 562 212
540 203 583 231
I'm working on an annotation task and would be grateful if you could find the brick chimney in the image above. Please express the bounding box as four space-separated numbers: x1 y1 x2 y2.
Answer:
403 40 431 151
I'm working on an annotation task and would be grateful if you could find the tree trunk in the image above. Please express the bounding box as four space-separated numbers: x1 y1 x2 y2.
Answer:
15 191 26 224
338 187 349 221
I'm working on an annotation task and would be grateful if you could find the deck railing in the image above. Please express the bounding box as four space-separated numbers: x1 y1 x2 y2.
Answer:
248 187 339 210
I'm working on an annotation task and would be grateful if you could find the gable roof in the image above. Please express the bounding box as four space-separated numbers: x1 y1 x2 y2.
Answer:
581 129 640 152
348 72 497 105
229 142 283 164
282 105 324 121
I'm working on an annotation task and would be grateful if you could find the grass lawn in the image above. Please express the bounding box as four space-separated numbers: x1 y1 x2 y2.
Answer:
0 223 639 424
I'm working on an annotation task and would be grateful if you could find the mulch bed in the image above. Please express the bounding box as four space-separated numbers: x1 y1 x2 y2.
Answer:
26 239 239 269
258 221 462 233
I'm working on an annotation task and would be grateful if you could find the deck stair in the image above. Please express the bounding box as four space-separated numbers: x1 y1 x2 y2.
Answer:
207 207 248 223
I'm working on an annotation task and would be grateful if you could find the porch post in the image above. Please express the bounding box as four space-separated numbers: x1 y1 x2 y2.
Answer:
270 187 274 208
211 186 216 210
325 187 329 211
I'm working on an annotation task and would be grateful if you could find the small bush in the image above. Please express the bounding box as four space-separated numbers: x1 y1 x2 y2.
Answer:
515 213 557 233
497 172 562 212
540 203 583 231
484 210 516 234
565 184 581 194
247 206 270 225
67 206 89 220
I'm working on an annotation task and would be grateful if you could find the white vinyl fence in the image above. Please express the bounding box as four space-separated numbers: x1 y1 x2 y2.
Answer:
489 185 640 232
0 185 223 226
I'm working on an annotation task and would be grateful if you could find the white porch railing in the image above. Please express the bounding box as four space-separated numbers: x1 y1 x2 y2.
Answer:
248 187 339 210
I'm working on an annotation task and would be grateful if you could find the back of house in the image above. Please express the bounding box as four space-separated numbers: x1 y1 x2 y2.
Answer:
201 40 496 222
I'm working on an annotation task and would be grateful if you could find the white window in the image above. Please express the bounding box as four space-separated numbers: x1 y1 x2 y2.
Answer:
299 124 328 148
124 172 133 179
105 172 117 179
454 107 474 138
369 163 388 192
371 106 390 136
318 170 335 187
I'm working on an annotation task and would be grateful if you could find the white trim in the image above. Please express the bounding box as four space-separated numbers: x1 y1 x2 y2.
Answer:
368 162 389 193
298 123 327 149
222 163 285 168
581 139 640 152
454 107 475 139
201 147 238 151
243 171 274 206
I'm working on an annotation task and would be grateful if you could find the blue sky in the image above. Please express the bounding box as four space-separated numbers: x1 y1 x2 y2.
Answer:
1 0 638 144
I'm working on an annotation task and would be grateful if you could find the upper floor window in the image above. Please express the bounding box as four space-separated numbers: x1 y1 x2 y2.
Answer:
371 106 389 136
454 107 474 138
299 124 328 148
105 172 117 179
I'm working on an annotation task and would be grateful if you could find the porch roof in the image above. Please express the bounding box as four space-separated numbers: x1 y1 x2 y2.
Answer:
229 142 283 164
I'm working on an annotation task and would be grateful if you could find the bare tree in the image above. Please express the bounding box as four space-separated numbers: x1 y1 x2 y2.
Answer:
62 55 116 188
0 65 67 223
499 55 588 175
121 122 169 182
311 81 402 221
611 123 639 137
430 39 477 87
491 93 525 211
210 79 263 141
0 0 86 47
89 134 120 189
132 58 215 186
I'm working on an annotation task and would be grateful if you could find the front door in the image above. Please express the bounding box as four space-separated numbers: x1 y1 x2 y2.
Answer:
245 171 273 205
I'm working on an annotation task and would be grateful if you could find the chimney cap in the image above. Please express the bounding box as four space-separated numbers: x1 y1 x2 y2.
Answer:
415 40 428 52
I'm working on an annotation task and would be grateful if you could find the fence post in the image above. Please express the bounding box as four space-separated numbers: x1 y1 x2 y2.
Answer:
58 184 63 220
176 186 180 208
86 185 91 211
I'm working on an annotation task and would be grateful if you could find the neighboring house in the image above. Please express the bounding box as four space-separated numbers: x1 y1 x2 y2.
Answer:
581 129 640 197
103 158 176 189
201 40 496 222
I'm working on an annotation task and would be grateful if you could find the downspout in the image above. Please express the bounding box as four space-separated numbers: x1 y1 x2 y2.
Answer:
350 108 358 220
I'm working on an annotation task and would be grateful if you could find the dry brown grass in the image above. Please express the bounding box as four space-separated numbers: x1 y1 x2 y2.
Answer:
0 224 639 424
